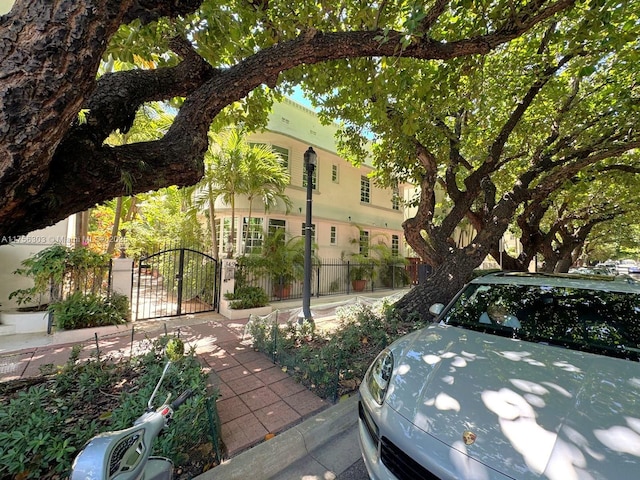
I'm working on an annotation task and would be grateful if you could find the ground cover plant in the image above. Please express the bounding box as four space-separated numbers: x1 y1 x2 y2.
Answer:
248 300 429 401
0 336 221 479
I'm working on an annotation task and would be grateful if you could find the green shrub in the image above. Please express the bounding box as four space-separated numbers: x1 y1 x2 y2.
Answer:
0 338 217 479
49 291 129 330
224 285 269 309
9 245 110 308
247 300 432 401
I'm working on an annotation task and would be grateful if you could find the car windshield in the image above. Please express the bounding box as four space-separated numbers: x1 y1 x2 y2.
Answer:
442 283 640 361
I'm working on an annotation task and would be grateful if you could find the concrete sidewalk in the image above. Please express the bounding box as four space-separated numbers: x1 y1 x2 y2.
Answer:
198 395 360 480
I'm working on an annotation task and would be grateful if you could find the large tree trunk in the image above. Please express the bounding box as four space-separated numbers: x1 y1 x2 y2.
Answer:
395 250 485 317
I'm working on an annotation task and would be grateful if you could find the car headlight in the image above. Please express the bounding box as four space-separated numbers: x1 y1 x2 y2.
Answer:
366 348 394 405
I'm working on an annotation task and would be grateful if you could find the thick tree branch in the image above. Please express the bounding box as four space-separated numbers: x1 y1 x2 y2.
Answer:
0 0 576 236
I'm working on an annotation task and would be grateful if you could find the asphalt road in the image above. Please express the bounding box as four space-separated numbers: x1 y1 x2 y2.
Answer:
337 458 369 479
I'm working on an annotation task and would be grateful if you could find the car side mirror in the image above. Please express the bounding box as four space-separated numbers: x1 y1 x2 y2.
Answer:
429 303 445 317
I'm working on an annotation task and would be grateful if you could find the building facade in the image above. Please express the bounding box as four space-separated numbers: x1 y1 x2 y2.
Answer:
215 98 407 261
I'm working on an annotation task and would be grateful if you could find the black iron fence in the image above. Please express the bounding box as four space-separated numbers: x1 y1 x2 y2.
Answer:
58 261 113 302
236 258 412 302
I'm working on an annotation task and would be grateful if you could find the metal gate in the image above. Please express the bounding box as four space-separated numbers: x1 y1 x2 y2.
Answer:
134 248 219 321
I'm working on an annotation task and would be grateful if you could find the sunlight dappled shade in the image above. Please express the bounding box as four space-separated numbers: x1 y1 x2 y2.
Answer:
452 356 467 368
553 361 582 373
300 472 336 480
423 354 442 364
541 381 572 398
523 393 546 408
442 375 455 385
510 378 549 395
450 440 490 480
594 422 640 456
425 392 461 412
397 364 410 375
482 388 556 474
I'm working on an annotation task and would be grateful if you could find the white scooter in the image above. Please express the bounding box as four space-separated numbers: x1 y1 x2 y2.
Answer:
71 361 193 480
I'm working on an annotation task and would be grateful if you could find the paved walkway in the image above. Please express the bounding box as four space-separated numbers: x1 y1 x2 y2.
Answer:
0 312 329 458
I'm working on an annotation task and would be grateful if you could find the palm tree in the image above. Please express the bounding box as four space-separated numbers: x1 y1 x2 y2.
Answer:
196 129 292 259
242 143 292 253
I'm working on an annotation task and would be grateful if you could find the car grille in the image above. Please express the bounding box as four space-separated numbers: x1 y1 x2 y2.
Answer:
381 436 441 480
360 400 440 480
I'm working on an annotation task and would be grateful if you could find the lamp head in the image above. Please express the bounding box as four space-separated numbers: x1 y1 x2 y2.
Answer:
304 146 317 169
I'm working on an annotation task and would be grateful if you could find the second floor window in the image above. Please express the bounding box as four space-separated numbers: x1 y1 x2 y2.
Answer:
272 145 289 170
392 186 400 210
332 164 339 183
330 226 337 244
360 176 370 203
302 167 317 190
268 219 286 236
302 223 316 241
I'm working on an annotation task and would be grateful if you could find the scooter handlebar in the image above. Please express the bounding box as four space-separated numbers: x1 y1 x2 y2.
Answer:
170 389 193 410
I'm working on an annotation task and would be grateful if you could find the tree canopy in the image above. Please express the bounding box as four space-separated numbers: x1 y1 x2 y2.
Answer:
0 0 577 237
293 0 640 310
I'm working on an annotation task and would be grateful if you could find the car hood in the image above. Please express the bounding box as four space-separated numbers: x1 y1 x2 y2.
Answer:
384 324 640 480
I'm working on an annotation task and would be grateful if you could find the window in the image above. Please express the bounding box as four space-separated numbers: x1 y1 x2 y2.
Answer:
242 217 264 253
330 226 337 245
222 218 237 253
332 164 339 183
249 144 289 171
302 223 316 240
302 167 317 190
392 186 400 210
268 219 286 236
360 176 370 203
272 145 289 170
359 230 370 256
392 235 399 256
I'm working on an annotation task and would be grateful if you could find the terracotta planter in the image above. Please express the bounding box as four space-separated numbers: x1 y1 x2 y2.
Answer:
273 284 292 299
351 279 367 292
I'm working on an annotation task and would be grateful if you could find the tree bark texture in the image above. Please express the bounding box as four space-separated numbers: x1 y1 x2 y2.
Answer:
0 0 575 237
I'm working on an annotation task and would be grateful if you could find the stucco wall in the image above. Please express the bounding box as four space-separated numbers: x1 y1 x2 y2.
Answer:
0 219 74 310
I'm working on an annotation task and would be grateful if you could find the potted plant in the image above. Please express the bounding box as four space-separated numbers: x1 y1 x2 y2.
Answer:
347 253 376 292
244 230 318 299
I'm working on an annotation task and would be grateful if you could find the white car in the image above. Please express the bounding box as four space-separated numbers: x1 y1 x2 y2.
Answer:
359 272 640 480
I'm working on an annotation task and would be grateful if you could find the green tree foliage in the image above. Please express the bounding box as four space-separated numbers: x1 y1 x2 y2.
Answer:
293 1 640 312
123 186 205 257
1 0 578 237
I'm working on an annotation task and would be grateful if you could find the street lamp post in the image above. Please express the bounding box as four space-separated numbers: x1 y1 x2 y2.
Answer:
302 146 317 322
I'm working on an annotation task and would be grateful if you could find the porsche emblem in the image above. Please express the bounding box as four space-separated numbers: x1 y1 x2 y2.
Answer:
462 430 477 445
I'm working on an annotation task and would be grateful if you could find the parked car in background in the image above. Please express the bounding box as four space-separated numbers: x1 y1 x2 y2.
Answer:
594 262 618 275
617 259 640 275
568 266 612 275
359 272 640 480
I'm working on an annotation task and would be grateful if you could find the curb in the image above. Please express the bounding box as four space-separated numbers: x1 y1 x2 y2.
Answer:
195 394 359 480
